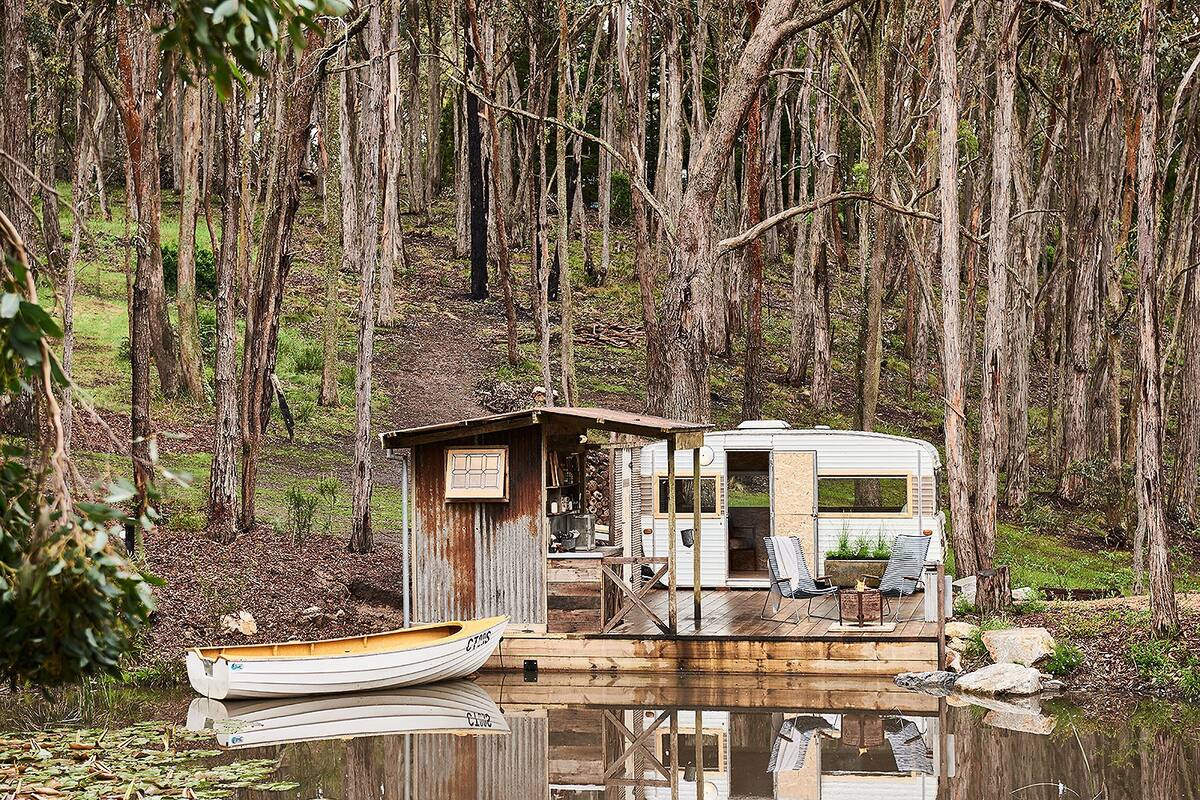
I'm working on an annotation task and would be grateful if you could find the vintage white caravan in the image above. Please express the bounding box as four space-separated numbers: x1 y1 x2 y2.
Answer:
617 421 945 589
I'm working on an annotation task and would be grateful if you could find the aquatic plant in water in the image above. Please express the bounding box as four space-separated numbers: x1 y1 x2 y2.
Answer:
0 720 297 798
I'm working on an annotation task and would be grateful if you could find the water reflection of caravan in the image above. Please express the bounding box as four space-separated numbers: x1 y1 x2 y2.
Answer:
771 713 938 799
640 710 731 800
626 422 945 588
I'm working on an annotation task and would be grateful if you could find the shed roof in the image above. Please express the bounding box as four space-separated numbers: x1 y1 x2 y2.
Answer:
380 406 710 449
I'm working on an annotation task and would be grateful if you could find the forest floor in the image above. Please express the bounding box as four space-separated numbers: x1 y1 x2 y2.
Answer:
54 186 1200 697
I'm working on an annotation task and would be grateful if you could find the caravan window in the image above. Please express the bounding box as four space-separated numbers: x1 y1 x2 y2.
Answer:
818 475 910 515
655 476 720 516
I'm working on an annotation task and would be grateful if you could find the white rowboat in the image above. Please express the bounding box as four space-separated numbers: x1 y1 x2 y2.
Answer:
186 616 508 699
185 680 509 749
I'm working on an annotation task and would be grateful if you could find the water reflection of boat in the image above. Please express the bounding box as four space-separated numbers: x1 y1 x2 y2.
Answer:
185 680 510 749
185 615 507 699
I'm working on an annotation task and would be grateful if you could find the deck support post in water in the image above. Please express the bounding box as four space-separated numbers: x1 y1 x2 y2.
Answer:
667 438 678 633
694 708 705 799
693 447 702 629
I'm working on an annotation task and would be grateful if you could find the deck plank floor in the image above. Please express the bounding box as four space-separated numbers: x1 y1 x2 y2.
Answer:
604 588 937 641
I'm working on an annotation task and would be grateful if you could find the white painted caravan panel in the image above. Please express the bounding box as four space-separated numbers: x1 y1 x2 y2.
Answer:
638 428 944 588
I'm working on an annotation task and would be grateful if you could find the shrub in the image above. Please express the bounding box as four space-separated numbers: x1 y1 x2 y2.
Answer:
1043 641 1084 677
830 528 853 559
284 485 319 545
291 341 324 374
854 538 870 559
315 474 340 534
1180 662 1200 701
871 531 892 560
1130 639 1175 684
161 243 217 297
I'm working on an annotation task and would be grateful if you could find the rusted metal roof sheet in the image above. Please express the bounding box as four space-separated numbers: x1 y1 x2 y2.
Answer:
380 406 709 449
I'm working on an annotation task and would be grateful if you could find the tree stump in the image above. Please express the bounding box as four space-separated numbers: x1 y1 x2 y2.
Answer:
976 566 1011 615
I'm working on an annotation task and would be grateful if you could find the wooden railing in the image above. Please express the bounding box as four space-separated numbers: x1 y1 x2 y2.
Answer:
599 555 674 635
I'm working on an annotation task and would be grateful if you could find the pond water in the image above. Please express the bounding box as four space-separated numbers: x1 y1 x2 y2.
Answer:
1 674 1198 799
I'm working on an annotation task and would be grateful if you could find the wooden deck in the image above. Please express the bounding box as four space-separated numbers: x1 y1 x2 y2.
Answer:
485 589 940 676
607 588 937 641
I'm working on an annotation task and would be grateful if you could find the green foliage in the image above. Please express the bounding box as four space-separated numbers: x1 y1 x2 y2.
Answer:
314 473 340 534
609 171 632 222
291 341 324 373
851 160 870 191
957 119 980 159
283 485 319 545
161 243 217 297
1012 588 1047 615
871 531 892 560
854 537 870 559
197 305 217 362
1130 638 1176 683
963 616 1012 661
1 253 159 688
1043 641 1084 677
161 0 352 99
828 527 855 559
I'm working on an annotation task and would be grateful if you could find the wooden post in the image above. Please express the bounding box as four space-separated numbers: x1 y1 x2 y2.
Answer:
936 561 946 669
667 437 678 633
693 446 702 629
694 709 705 800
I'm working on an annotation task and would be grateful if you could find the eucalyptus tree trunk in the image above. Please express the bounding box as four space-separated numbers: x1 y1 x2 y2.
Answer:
1133 0 1177 635
0 0 34 250
740 0 766 422
239 27 328 532
465 0 518 364
974 0 1017 570
176 82 207 400
809 36 835 412
378 1 406 328
319 75 342 408
349 5 387 554
937 0 976 577
208 92 244 543
556 0 577 405
597 73 613 284
786 35 815 387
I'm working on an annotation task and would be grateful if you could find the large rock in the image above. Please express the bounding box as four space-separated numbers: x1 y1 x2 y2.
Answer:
983 627 1055 665
220 610 258 636
945 621 978 640
1011 586 1038 602
895 671 959 695
953 575 977 606
955 663 1043 696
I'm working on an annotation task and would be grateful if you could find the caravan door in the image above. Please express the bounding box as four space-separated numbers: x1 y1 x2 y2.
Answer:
771 450 819 569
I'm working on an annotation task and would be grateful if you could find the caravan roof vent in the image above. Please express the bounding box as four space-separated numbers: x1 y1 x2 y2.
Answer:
736 419 792 430
813 424 831 430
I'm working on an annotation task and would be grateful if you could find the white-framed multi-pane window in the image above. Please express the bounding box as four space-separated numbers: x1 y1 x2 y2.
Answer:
444 446 509 501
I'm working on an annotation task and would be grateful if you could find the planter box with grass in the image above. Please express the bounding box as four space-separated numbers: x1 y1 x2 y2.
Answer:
823 531 893 589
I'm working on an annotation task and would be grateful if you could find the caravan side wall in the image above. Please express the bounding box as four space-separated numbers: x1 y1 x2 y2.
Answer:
637 430 943 588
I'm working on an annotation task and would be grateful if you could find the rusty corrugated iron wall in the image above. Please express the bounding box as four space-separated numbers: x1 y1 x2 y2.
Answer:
412 426 546 626
410 716 548 800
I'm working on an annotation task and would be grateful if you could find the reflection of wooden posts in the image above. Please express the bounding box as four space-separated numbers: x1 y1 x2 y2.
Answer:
693 447 702 629
694 709 704 800
667 438 678 633
669 709 679 800
602 709 672 789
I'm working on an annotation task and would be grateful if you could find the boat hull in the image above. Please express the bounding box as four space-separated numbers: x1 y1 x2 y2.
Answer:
186 616 507 699
186 680 509 748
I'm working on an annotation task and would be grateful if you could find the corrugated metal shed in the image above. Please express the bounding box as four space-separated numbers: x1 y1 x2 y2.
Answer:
412 426 545 625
